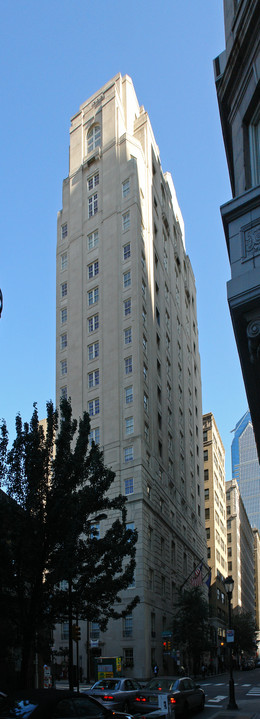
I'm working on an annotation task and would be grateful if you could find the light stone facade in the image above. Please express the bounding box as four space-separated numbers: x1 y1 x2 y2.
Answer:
226 479 255 617
203 413 228 668
55 74 207 679
253 528 260 633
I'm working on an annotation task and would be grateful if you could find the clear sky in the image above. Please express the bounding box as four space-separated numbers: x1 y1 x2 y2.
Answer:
0 0 248 480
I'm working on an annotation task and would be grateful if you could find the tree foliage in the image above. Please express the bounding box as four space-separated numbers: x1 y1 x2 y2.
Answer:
171 587 210 674
232 608 256 655
0 398 139 688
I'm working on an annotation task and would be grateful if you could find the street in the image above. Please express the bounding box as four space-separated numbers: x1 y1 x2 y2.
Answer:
197 669 260 717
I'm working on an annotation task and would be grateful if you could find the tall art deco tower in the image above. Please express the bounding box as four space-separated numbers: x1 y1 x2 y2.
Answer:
56 74 207 678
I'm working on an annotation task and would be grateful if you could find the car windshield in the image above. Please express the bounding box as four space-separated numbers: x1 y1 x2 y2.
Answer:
0 699 39 718
144 678 179 691
93 681 120 691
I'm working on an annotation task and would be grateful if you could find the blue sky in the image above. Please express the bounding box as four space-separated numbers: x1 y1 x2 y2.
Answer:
0 0 247 480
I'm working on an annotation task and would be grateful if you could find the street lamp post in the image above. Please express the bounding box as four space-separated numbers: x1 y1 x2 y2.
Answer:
224 576 238 711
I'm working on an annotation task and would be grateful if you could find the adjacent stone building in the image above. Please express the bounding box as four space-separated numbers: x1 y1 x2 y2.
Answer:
55 74 207 679
214 0 260 458
226 479 255 617
203 413 228 670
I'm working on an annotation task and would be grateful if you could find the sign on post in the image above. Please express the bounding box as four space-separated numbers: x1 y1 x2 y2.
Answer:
226 629 235 643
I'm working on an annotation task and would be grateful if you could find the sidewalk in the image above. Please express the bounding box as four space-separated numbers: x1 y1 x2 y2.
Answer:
209 706 260 719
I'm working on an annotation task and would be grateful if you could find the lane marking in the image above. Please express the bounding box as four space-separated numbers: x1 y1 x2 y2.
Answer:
207 695 227 703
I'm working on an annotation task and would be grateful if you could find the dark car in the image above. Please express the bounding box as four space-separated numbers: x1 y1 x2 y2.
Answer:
87 679 142 712
134 676 205 717
0 689 135 719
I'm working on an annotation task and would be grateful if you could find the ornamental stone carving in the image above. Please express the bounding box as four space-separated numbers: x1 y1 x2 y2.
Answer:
244 224 260 258
247 319 260 364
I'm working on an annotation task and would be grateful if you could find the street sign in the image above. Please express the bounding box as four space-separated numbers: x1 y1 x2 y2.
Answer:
226 629 234 643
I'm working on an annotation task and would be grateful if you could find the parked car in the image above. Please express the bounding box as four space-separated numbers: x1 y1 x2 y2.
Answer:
0 689 135 719
87 679 142 712
134 676 205 717
255 658 260 668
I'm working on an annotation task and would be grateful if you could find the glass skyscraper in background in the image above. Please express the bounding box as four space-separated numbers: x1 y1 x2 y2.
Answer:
231 411 260 532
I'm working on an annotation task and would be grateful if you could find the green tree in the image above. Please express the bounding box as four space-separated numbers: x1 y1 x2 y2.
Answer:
232 608 256 656
0 398 139 688
171 587 210 675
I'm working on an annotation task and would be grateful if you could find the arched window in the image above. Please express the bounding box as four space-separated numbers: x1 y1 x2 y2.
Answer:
87 124 101 154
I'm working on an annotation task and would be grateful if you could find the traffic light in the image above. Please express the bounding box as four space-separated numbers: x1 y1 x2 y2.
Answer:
72 624 81 642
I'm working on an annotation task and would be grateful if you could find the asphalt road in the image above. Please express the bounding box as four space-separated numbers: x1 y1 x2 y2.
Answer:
197 669 260 718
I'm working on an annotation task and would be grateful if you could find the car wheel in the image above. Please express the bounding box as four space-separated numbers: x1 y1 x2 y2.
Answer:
200 694 205 710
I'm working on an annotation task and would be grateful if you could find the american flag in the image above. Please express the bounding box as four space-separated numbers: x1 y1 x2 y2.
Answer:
190 562 203 587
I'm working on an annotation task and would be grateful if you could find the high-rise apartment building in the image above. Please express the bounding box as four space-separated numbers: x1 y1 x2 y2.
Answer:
214 0 260 458
56 74 207 678
231 410 260 533
203 413 227 670
226 479 255 617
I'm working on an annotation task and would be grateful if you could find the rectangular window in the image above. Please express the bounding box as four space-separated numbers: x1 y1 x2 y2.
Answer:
124 327 132 344
88 287 99 306
90 622 100 640
205 488 209 500
88 260 99 279
122 179 130 197
123 243 131 260
125 417 134 435
123 614 133 637
88 193 98 217
148 568 154 589
144 392 148 412
249 108 260 185
88 369 99 388
125 356 132 375
205 508 210 520
88 230 99 250
61 223 68 240
60 333 67 350
88 341 99 360
124 298 131 316
125 386 133 404
123 270 131 288
61 282 67 298
61 359 67 376
123 648 134 668
60 386 67 399
124 446 133 462
125 477 134 495
61 308 67 324
122 211 130 231
88 398 100 416
61 253 68 270
88 173 99 191
61 622 69 640
89 427 100 445
88 314 99 332
143 364 148 382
